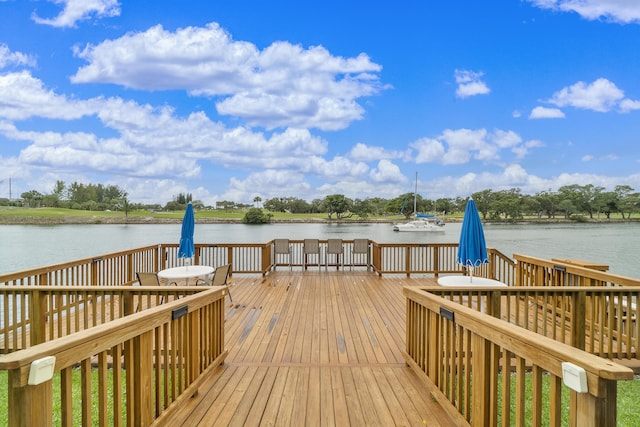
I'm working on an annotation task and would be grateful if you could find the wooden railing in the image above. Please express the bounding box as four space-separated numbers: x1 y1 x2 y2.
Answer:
0 241 515 289
0 286 208 353
370 242 515 280
515 254 640 288
419 286 640 362
0 245 161 287
0 287 227 426
404 287 634 426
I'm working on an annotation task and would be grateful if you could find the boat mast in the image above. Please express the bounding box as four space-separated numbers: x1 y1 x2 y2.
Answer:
413 172 417 216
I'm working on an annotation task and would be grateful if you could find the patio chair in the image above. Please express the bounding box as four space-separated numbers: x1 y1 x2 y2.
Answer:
136 272 177 307
273 239 292 270
350 238 370 270
325 239 344 270
198 264 233 302
303 238 320 269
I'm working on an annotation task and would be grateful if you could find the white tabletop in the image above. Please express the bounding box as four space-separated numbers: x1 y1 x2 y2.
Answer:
437 276 508 287
157 265 214 281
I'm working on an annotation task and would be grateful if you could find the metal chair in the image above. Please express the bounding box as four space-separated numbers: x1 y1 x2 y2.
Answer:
303 239 320 269
325 239 344 270
198 264 233 302
273 239 292 270
136 271 161 287
136 272 177 306
350 238 370 270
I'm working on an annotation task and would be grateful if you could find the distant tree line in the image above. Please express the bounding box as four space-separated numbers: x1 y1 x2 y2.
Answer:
261 184 640 221
20 180 131 213
10 181 640 220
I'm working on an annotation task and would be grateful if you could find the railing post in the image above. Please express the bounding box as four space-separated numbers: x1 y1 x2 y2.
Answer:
38 271 49 286
91 257 100 286
123 290 135 316
132 330 154 426
227 247 234 272
487 291 502 319
30 290 47 345
471 334 491 426
488 250 496 280
372 243 382 276
405 246 411 278
8 369 53 427
571 291 586 350
571 379 618 427
262 243 271 276
155 244 161 272
194 245 201 265
515 259 522 286
188 311 200 393
433 247 440 278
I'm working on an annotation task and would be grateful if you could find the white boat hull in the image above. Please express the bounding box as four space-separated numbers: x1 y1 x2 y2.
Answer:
393 219 445 232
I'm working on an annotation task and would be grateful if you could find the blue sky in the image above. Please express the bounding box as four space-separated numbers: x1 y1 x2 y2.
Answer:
1 0 640 206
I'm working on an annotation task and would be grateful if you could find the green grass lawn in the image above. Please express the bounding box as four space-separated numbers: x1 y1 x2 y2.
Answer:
0 369 126 426
0 370 638 425
2 205 633 224
0 206 348 222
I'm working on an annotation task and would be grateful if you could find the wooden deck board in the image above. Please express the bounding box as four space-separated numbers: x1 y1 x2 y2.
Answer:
164 271 455 426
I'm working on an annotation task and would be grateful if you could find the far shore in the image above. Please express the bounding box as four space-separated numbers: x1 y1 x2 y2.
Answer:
1 214 637 225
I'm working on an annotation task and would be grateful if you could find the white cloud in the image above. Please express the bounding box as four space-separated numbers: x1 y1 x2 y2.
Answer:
0 72 346 189
548 78 624 112
410 128 541 166
426 165 640 200
411 138 446 163
0 71 100 120
528 0 640 24
540 78 640 114
0 45 36 69
440 128 495 164
619 98 640 112
71 23 385 130
492 130 522 148
454 69 490 98
582 153 618 162
529 106 565 119
31 0 120 28
348 142 404 162
512 139 544 159
223 170 310 202
369 160 405 183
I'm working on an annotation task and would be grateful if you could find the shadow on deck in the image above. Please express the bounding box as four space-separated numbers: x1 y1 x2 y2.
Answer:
164 270 455 426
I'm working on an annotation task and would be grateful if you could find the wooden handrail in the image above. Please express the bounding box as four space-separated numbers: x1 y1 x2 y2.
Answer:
0 288 227 426
515 254 640 287
417 286 640 361
404 287 634 426
0 286 207 352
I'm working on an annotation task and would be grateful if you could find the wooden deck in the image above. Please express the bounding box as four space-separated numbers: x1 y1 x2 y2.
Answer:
165 270 456 426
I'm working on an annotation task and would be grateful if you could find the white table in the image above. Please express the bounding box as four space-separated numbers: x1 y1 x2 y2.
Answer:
437 276 508 287
437 276 507 313
157 265 214 285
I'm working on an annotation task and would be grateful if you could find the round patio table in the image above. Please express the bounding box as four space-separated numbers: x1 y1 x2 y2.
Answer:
157 265 214 285
437 276 508 287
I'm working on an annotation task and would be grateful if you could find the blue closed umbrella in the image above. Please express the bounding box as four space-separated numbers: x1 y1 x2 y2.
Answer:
457 198 489 281
177 202 195 264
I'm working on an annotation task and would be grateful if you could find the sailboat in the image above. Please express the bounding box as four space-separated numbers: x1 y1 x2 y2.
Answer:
393 173 445 232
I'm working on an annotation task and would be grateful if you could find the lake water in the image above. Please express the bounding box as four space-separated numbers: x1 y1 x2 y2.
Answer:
1 222 639 278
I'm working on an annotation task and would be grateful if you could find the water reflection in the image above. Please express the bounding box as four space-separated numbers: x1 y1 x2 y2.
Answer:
1 222 639 278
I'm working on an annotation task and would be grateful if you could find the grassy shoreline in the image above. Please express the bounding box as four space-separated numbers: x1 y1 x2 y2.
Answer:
0 206 636 225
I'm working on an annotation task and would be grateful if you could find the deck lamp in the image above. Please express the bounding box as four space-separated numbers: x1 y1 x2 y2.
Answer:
28 355 56 385
561 362 588 393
